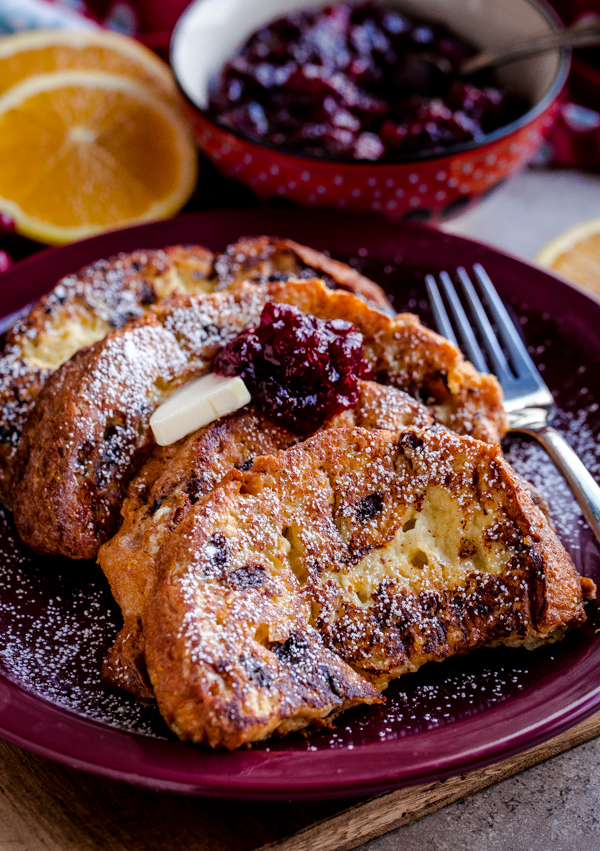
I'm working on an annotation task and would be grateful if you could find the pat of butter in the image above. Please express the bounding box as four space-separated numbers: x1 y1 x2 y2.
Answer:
150 373 251 446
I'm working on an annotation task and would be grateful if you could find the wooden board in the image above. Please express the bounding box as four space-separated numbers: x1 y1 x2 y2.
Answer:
1 711 600 851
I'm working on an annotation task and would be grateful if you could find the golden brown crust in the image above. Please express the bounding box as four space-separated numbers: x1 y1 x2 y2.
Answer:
101 408 296 699
0 245 215 507
0 234 487 512
99 381 435 699
581 576 597 600
2 234 389 507
0 236 387 510
146 561 382 749
11 317 193 559
214 235 392 310
503 478 590 635
143 426 587 747
12 278 506 560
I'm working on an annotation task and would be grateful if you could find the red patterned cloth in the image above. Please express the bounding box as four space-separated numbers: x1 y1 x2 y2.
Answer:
534 0 600 169
538 101 600 168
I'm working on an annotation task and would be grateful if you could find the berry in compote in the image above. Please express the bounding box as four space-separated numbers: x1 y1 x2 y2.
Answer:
213 302 373 432
207 0 526 160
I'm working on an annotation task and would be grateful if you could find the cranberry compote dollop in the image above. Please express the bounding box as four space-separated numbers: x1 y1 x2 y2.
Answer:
208 0 526 160
213 302 373 432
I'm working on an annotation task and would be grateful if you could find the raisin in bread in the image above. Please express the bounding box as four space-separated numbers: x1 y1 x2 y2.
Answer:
143 426 591 748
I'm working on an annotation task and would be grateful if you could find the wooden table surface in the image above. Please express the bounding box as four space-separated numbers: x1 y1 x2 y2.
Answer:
3 711 600 851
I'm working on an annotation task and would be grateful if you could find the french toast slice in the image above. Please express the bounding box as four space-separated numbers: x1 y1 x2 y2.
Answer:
11 279 506 560
0 244 215 507
99 380 435 699
214 235 392 310
143 426 592 748
0 237 389 507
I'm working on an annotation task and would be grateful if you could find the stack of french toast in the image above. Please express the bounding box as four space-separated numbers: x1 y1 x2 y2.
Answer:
0 236 593 749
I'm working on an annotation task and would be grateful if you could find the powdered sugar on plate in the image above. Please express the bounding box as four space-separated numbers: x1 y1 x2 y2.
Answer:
0 507 170 739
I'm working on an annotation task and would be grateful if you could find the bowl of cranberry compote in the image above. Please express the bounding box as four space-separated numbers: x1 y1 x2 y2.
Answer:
171 0 569 223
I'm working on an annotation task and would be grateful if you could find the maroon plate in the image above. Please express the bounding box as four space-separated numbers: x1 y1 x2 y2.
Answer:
1 209 599 800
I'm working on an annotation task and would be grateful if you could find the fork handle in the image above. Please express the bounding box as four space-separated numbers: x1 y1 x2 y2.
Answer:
513 424 600 544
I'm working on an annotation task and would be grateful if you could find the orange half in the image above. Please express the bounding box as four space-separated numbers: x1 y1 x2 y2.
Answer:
537 218 600 298
0 28 179 102
0 70 197 244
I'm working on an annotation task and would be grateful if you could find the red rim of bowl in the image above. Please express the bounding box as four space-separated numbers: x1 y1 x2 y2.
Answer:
169 0 571 166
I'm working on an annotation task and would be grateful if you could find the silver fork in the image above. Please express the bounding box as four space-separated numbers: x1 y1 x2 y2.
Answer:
425 263 600 544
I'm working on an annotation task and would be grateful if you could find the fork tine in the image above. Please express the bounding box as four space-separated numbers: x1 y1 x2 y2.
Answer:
427 265 555 413
424 274 458 346
471 263 545 385
425 276 600 544
433 271 489 374
456 267 514 385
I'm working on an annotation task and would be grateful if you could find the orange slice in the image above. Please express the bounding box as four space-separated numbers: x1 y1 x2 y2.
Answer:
537 218 600 298
0 28 178 102
0 70 197 245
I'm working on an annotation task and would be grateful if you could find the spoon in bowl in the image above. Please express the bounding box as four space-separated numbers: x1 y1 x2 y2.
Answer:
426 16 600 77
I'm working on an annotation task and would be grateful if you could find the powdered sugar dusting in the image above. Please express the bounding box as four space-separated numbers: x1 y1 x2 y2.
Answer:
0 507 169 738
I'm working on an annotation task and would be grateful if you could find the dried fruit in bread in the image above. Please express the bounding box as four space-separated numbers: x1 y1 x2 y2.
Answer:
214 235 392 310
143 426 591 747
0 236 389 506
0 245 214 506
11 279 506 559
99 380 434 699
